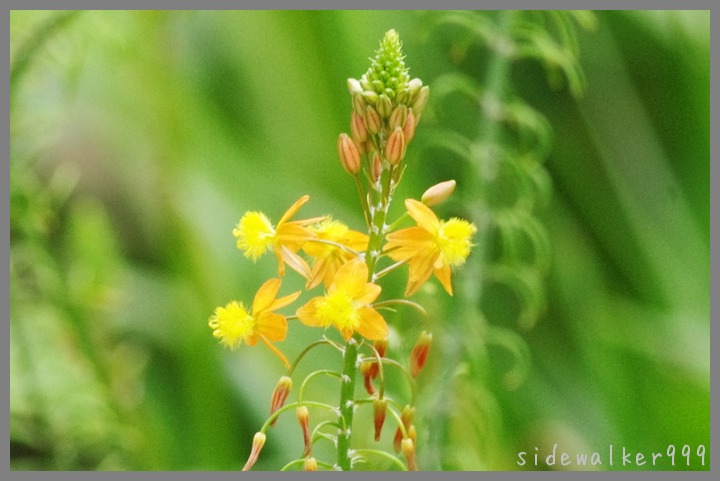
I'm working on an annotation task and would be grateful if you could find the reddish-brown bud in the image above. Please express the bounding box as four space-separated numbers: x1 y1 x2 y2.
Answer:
389 104 408 130
296 405 311 457
338 133 361 175
304 456 318 471
373 398 388 441
421 180 456 207
360 361 375 395
393 405 416 453
351 110 368 143
269 376 292 427
385 127 406 166
409 331 432 378
402 438 418 471
364 105 382 135
403 108 417 144
242 432 266 471
368 338 388 379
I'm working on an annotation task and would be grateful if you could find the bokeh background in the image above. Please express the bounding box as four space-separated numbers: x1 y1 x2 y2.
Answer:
9 10 710 471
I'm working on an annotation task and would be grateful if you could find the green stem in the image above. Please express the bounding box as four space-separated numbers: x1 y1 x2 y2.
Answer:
336 335 361 470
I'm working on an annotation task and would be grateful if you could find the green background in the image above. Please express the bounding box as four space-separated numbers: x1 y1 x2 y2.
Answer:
10 10 710 471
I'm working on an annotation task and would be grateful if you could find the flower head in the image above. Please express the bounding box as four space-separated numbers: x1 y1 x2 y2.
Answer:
233 195 323 278
208 278 300 367
303 218 369 289
297 259 388 341
385 199 476 296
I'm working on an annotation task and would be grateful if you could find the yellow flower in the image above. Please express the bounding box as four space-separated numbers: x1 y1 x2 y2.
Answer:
233 195 323 279
208 278 300 367
297 259 388 341
385 199 476 296
303 218 369 289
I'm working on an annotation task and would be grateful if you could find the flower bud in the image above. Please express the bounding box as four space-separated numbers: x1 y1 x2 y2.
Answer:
393 405 416 453
373 398 388 441
337 133 361 175
385 127 406 166
369 338 388 379
402 438 418 471
412 85 430 116
396 88 411 105
377 94 393 119
403 109 417 144
408 78 423 96
422 180 456 207
364 105 382 135
269 376 293 427
304 456 318 471
350 110 368 143
361 360 375 395
347 78 363 95
409 331 432 378
370 151 382 183
362 90 379 104
352 92 365 113
296 405 311 457
389 104 408 130
242 432 266 471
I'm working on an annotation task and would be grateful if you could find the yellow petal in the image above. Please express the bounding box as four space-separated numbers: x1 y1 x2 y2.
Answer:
257 312 288 342
355 282 382 305
405 199 440 234
356 307 389 340
280 245 312 279
253 278 281 313
278 195 310 226
277 223 315 250
405 249 439 296
385 227 434 261
269 290 301 312
331 259 369 297
296 298 324 327
434 265 453 296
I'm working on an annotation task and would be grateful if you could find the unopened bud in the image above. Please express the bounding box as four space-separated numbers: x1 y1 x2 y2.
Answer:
377 94 393 119
338 133 361 175
369 338 388 379
352 92 365 113
269 376 293 427
393 405 416 453
347 78 363 95
364 105 382 135
396 88 411 105
409 331 432 378
389 104 408 130
371 151 382 183
403 109 417 144
361 361 375 395
350 111 368 143
362 90 379 104
385 127 406 166
408 78 423 96
242 432 266 471
402 438 418 471
422 180 456 207
296 406 311 457
408 424 417 444
412 85 430 116
304 456 318 471
373 398 388 441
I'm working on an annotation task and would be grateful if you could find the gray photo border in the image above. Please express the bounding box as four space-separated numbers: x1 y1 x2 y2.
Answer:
4 1 717 481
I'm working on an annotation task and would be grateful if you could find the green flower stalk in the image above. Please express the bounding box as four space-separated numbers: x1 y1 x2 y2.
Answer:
208 29 476 471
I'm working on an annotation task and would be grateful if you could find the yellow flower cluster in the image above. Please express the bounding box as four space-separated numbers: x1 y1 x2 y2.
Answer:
209 193 475 366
